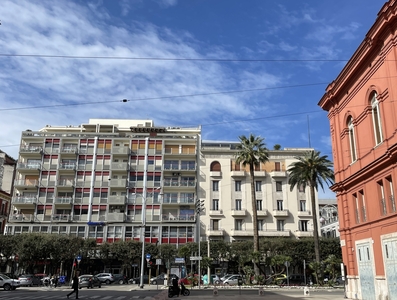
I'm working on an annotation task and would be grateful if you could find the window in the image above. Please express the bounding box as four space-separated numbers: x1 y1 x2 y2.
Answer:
276 181 282 192
353 193 360 224
378 180 387 216
257 220 264 231
210 161 221 172
255 181 262 192
359 190 366 222
235 199 242 210
299 220 308 231
371 92 383 145
348 117 357 162
386 176 396 213
275 162 281 171
212 199 219 211
235 219 243 230
298 184 305 193
277 220 284 231
212 219 220 230
277 200 283 211
256 200 262 211
235 181 241 192
300 200 306 212
212 181 219 191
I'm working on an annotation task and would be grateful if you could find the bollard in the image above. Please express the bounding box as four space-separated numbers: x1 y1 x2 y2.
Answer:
258 287 265 296
213 287 219 296
304 287 310 297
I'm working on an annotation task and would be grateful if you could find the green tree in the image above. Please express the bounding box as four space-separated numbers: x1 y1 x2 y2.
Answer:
287 150 334 263
235 134 269 275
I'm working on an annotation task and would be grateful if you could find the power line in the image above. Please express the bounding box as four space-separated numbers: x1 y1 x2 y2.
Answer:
0 82 328 112
0 53 353 62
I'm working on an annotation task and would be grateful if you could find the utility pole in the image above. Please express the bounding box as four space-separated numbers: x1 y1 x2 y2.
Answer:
196 199 204 289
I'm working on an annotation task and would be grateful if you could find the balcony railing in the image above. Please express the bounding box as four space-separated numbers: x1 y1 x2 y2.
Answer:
14 179 38 187
109 179 127 188
9 214 33 222
297 210 311 217
12 196 37 204
163 180 196 187
381 198 387 216
256 209 268 217
59 163 76 170
209 209 223 216
162 214 196 221
54 197 73 205
111 163 128 170
231 209 247 217
51 214 71 222
108 195 127 204
60 147 78 154
269 170 287 177
112 147 130 154
107 213 125 222
17 163 41 170
163 164 180 170
273 209 289 217
162 198 195 204
20 146 42 154
207 228 224 236
259 229 291 237
57 180 74 187
390 195 396 213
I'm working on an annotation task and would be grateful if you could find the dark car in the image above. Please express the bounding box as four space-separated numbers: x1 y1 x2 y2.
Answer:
113 274 128 284
79 275 101 289
129 275 149 284
280 274 306 285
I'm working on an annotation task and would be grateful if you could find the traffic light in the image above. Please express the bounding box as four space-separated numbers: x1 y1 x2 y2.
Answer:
147 258 156 268
196 199 205 214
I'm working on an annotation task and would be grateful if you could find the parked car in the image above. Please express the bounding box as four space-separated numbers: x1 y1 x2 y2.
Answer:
220 274 240 282
79 275 102 289
335 276 345 285
95 273 114 284
129 275 149 284
211 274 221 284
150 273 166 285
178 274 202 285
113 274 128 284
18 274 41 287
0 274 20 291
222 274 243 285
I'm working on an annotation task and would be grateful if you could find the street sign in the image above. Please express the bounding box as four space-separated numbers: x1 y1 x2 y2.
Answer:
284 261 290 268
190 256 202 261
175 257 185 264
131 264 138 267
146 253 151 262
76 255 82 263
156 259 162 265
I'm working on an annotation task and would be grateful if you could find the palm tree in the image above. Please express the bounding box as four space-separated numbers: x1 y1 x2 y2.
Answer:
235 134 269 275
287 150 334 263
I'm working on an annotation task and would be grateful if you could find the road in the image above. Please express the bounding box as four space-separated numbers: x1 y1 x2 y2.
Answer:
0 284 347 300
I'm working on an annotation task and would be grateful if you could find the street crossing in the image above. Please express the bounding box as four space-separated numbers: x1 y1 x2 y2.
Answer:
0 295 154 300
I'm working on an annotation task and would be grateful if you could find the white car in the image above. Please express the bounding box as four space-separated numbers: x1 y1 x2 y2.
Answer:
0 274 20 291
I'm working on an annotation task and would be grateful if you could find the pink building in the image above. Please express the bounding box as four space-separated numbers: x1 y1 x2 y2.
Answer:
319 1 397 299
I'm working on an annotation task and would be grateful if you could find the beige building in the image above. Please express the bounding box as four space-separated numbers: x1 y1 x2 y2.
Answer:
199 141 319 242
6 119 201 246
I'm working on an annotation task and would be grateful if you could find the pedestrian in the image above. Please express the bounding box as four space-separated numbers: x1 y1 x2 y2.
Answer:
54 275 59 288
67 271 79 299
172 276 180 296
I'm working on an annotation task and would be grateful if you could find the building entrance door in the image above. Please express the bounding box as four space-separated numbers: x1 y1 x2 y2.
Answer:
383 238 397 299
357 242 376 300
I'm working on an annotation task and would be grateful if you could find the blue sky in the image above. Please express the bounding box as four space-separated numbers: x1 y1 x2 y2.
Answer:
0 0 387 198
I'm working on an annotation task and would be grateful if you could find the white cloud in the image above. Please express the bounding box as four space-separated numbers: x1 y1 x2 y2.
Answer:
154 0 178 8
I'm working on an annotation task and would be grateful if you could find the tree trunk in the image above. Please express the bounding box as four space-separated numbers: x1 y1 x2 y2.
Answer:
250 164 259 275
310 183 320 263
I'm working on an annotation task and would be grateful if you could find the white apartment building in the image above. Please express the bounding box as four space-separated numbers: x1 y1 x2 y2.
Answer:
199 141 319 242
6 119 201 246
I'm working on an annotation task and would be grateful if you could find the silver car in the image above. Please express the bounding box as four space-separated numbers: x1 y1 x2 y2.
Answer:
0 274 20 291
95 273 114 284
222 275 243 285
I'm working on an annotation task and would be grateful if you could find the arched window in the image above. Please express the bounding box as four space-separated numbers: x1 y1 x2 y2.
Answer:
348 117 357 162
371 92 383 145
210 161 221 172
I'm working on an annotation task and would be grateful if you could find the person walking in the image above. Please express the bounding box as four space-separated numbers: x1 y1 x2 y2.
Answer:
67 271 79 299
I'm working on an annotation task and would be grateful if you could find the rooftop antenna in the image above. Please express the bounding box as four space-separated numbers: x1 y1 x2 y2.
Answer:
307 115 311 148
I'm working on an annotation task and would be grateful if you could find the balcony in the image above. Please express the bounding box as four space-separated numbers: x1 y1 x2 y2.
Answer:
210 171 222 177
207 228 224 236
57 180 74 188
20 146 43 155
294 230 314 238
273 209 289 217
230 229 254 236
256 209 268 217
14 179 39 188
112 146 130 155
163 164 180 171
60 147 78 155
107 213 125 222
17 162 41 171
108 195 126 205
163 180 196 188
297 210 311 217
254 171 267 177
58 163 76 171
12 196 37 207
162 214 196 222
109 179 127 188
9 214 33 222
51 214 71 222
231 209 247 217
269 170 287 177
209 209 224 217
54 197 73 206
259 229 291 237
111 163 128 171
231 171 246 177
